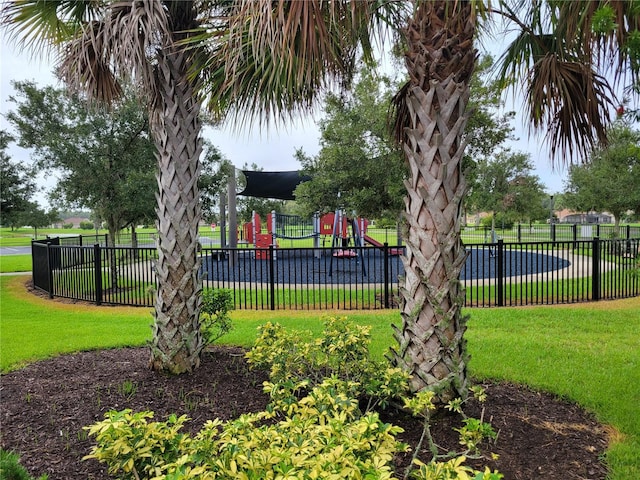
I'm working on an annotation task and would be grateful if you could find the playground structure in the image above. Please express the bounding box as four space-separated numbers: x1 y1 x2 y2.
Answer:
217 169 402 272
242 210 401 257
240 210 402 277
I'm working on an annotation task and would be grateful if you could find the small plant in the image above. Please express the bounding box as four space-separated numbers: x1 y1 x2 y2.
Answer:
0 449 48 480
628 253 640 279
199 288 234 345
455 417 497 455
411 456 503 480
117 380 138 400
83 410 191 479
402 386 500 479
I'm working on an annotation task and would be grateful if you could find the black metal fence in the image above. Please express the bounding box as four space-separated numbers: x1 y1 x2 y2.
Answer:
31 237 639 309
460 223 640 243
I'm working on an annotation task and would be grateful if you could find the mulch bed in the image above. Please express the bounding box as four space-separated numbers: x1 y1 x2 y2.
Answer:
0 346 609 479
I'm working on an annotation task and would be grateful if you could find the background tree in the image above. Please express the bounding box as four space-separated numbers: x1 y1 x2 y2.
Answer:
294 68 406 222
6 81 157 247
199 141 233 225
467 150 547 229
0 130 39 229
16 201 60 238
563 124 640 232
463 55 516 161
294 56 514 224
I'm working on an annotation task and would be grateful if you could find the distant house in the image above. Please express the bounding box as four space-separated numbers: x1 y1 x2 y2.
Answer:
55 217 90 228
557 209 613 224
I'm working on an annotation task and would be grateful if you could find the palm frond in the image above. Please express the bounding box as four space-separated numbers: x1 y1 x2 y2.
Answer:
58 1 174 106
196 0 399 129
1 0 101 55
527 54 614 162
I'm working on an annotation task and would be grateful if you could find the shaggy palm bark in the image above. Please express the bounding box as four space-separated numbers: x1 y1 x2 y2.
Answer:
149 43 204 374
390 1 476 402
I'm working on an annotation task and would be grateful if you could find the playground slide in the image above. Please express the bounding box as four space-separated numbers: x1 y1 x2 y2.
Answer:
363 235 403 255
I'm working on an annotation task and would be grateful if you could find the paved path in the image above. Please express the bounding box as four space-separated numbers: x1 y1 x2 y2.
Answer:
0 246 31 256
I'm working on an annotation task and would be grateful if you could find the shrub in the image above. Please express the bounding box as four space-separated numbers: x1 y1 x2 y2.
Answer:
85 379 407 480
245 316 410 410
84 317 502 480
479 214 514 230
199 289 233 345
79 220 94 230
0 449 48 480
412 457 502 480
62 223 73 229
375 217 399 229
84 380 502 480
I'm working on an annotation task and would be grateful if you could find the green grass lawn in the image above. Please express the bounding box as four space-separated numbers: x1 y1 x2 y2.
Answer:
1 274 639 478
0 254 32 273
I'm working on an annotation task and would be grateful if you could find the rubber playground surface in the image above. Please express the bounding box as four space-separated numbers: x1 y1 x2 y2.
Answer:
201 247 571 284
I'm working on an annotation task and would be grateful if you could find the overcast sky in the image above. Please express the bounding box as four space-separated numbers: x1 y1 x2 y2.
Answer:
1 39 571 209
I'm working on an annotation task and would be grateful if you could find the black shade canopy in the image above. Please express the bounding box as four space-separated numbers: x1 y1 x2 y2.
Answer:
238 170 311 200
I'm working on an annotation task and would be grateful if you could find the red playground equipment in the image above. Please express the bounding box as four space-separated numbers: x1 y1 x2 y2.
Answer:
242 211 402 263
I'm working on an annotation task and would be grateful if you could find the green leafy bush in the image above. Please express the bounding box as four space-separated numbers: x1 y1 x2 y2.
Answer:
83 410 191 479
85 379 407 480
245 316 410 410
84 316 502 480
199 289 233 345
412 456 502 480
479 214 514 231
79 220 94 230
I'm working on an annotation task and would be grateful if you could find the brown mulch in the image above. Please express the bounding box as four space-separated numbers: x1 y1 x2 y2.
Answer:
0 346 609 480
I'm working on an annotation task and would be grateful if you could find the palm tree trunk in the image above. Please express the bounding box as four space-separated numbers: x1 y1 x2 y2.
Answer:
149 44 204 374
390 0 476 402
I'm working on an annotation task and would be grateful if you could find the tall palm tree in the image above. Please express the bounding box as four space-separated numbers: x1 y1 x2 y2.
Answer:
386 0 638 402
2 0 388 375
387 0 478 402
2 1 209 374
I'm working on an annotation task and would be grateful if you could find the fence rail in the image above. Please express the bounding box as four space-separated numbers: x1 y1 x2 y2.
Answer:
31 236 639 310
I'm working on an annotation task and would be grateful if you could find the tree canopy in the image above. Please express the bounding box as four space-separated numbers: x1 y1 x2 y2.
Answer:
0 130 37 225
563 123 640 228
294 57 517 222
466 150 547 225
293 67 406 221
6 81 157 243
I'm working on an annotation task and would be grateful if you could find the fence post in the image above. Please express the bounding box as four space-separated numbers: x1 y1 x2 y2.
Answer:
572 224 578 248
269 245 276 310
496 239 504 307
383 243 390 308
550 223 556 242
94 244 103 306
626 224 631 239
517 224 522 242
592 237 600 301
46 242 54 299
